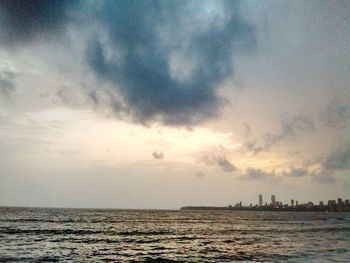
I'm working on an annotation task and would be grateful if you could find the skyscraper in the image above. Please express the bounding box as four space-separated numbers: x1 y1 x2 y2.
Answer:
338 198 343 205
259 194 263 207
291 199 294 207
271 195 276 206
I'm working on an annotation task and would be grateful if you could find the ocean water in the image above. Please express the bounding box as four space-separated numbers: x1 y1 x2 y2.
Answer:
0 207 349 262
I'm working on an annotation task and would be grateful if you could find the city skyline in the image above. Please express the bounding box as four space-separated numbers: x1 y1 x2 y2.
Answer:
182 193 350 212
251 194 350 208
218 193 350 208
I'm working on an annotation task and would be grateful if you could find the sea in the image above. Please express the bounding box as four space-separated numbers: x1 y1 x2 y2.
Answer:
0 207 349 262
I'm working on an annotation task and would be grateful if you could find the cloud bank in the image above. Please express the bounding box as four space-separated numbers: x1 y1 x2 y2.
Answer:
0 0 79 44
85 1 256 125
1 0 256 126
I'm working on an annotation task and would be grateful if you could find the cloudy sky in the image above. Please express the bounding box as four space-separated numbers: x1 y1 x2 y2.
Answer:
1 0 349 209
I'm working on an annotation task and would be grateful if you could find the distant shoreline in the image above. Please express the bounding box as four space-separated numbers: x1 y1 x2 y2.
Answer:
1 206 349 212
180 206 350 212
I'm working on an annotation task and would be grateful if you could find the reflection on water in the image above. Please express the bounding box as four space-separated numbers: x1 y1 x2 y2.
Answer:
0 207 349 262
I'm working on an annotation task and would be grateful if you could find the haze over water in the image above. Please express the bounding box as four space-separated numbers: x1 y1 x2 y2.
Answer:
1 207 350 262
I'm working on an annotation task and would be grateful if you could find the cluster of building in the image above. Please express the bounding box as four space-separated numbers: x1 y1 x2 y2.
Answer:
229 194 350 212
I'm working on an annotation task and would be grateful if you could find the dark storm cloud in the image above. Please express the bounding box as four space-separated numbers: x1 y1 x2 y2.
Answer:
0 0 79 44
0 1 256 126
86 0 256 125
242 114 315 155
152 151 164 160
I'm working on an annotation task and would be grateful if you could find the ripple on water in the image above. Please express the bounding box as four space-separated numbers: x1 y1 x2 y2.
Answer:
0 208 349 262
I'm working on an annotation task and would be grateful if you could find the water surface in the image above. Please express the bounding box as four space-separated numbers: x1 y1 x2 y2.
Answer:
0 207 349 262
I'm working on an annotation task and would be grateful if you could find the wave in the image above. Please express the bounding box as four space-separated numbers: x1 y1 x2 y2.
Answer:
0 228 172 236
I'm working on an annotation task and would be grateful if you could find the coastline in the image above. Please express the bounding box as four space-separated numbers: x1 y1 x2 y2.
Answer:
180 206 350 212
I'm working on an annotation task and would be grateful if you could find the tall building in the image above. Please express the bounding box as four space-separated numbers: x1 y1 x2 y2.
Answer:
328 200 336 206
296 201 298 207
271 195 276 206
338 198 343 205
291 199 294 207
259 194 263 207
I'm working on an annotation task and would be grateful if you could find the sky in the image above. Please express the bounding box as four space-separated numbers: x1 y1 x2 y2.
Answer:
0 0 350 209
